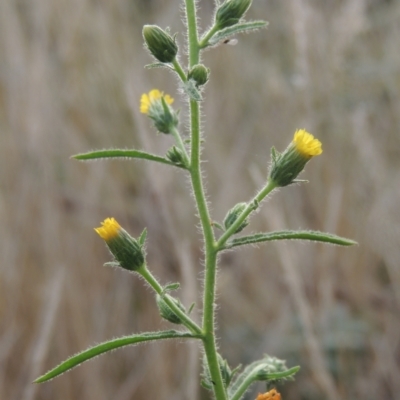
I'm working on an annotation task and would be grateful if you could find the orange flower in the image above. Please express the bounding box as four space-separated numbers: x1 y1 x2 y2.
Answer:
256 388 282 400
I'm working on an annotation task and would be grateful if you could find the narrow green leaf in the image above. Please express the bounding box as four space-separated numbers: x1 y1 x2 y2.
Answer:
138 228 147 247
34 330 199 383
225 230 357 249
271 146 279 163
103 262 120 268
72 149 183 168
201 379 213 391
187 302 195 315
261 366 300 380
145 62 174 70
212 221 225 232
163 282 180 292
208 21 268 46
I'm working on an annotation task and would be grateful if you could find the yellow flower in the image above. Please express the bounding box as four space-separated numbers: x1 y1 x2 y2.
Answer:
140 89 174 114
95 218 121 241
95 218 145 271
293 129 322 157
269 129 323 187
256 388 281 400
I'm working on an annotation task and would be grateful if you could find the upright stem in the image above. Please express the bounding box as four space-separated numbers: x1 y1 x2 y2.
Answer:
185 0 199 66
185 1 228 399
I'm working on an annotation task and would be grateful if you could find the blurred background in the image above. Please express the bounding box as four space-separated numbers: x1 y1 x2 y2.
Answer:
1 0 400 399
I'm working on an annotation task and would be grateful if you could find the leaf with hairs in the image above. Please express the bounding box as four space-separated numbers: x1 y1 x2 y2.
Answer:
207 21 268 47
225 230 357 249
145 62 174 70
182 79 202 102
72 149 183 168
34 330 199 383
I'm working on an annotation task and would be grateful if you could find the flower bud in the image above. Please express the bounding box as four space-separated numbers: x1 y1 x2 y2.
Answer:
156 294 186 324
188 64 210 87
215 0 252 29
95 218 145 271
143 25 178 63
223 202 249 233
217 354 234 387
140 89 178 134
269 129 322 187
166 146 188 168
202 353 234 389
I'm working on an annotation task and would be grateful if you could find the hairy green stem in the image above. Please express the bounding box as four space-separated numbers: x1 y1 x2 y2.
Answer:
185 0 200 66
171 126 190 167
190 101 228 399
172 58 187 82
199 25 220 48
217 179 277 249
185 1 228 399
189 91 228 400
229 365 266 400
202 248 230 400
138 265 202 336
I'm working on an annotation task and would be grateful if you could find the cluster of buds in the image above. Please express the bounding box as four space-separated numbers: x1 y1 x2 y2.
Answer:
95 218 145 271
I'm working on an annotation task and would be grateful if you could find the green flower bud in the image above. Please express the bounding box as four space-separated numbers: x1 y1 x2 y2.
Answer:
188 64 210 87
143 25 178 63
217 354 233 387
215 0 252 29
95 218 145 271
223 202 249 233
166 146 188 168
156 294 186 324
269 129 323 187
202 353 234 389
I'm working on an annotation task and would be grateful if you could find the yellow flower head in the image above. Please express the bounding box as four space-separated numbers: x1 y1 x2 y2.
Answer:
95 218 121 241
269 129 323 187
140 89 174 114
256 388 281 400
95 218 145 271
292 129 322 157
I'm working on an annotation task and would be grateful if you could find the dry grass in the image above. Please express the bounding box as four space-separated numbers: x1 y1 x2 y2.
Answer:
1 0 399 399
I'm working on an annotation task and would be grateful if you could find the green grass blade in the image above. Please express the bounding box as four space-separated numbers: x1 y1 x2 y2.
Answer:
34 330 198 383
226 230 357 249
72 149 181 168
